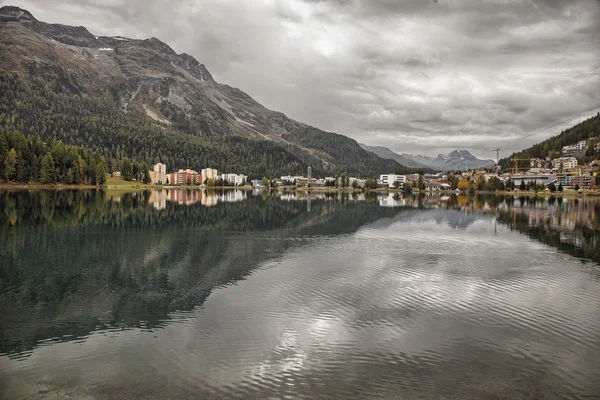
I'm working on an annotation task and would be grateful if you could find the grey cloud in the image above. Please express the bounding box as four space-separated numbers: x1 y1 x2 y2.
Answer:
3 0 600 157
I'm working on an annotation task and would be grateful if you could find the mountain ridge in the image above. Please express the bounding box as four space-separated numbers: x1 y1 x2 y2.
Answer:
0 5 418 177
360 144 495 171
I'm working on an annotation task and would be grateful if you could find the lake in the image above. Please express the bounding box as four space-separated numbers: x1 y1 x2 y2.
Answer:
1 189 600 399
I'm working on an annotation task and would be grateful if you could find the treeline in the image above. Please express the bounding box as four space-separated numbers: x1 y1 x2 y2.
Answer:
0 128 107 184
498 113 600 170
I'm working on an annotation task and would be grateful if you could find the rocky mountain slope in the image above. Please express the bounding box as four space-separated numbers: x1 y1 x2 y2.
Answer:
0 6 416 177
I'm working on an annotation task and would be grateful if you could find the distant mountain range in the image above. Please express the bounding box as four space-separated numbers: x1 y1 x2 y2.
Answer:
360 144 495 171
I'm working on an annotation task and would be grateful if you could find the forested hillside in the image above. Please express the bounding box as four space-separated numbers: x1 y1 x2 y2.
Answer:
0 128 108 184
498 113 600 170
0 74 327 179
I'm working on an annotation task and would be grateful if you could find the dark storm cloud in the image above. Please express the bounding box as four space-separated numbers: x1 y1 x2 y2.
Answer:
4 0 600 156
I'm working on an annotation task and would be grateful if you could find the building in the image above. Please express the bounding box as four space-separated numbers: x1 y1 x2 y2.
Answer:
571 175 594 189
219 173 247 186
169 169 200 185
556 174 573 188
562 140 587 157
511 174 556 187
149 162 167 184
379 174 406 188
280 175 304 185
112 171 121 177
201 168 218 183
552 157 578 171
530 158 546 169
251 179 262 187
425 181 451 191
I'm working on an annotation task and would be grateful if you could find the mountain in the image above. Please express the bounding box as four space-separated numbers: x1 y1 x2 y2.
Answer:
361 143 495 171
498 113 600 171
0 6 417 178
400 150 495 171
359 144 432 170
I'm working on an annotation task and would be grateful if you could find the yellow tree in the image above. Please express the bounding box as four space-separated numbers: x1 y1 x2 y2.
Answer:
457 179 470 191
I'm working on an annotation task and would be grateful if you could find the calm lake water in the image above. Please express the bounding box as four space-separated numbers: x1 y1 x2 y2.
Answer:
1 189 600 399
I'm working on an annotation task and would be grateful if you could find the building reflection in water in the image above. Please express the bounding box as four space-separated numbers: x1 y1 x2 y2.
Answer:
148 189 249 209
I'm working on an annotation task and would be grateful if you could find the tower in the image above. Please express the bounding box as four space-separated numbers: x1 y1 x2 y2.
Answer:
307 166 312 188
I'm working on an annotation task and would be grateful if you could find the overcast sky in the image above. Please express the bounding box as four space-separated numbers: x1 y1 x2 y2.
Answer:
4 0 600 157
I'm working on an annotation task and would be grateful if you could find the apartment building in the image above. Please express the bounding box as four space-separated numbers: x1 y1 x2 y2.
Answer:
219 173 248 186
571 175 595 189
379 174 406 188
149 163 167 184
168 169 200 185
552 157 578 171
562 140 587 157
201 168 218 183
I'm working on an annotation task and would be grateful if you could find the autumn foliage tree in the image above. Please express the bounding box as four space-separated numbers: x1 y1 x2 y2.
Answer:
457 179 470 191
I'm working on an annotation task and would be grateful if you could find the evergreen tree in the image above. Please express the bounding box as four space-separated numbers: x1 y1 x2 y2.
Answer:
88 158 97 185
40 153 56 184
558 183 564 192
121 157 133 181
73 155 85 184
3 148 17 181
0 134 8 172
96 162 107 185
66 168 74 184
132 163 139 181
519 180 526 190
142 162 151 184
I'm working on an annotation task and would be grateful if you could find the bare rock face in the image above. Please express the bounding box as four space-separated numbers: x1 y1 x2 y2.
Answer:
0 5 296 139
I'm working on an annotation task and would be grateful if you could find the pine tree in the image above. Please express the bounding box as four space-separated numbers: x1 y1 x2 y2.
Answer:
121 157 133 181
3 148 17 181
66 168 74 184
73 155 85 184
95 161 107 185
142 162 151 184
0 135 8 179
40 153 56 184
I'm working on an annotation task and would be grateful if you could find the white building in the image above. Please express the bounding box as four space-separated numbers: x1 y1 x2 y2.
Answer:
281 175 304 184
379 174 406 188
562 140 587 156
219 173 248 186
201 168 218 183
552 157 578 171
149 162 167 184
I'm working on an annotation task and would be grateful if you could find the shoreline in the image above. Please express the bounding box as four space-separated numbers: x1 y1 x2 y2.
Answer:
2 183 600 197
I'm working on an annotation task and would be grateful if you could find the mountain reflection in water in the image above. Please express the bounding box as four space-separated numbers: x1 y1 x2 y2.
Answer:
1 189 599 399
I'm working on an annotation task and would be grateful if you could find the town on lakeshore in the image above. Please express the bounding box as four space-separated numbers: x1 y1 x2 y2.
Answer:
133 138 600 194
